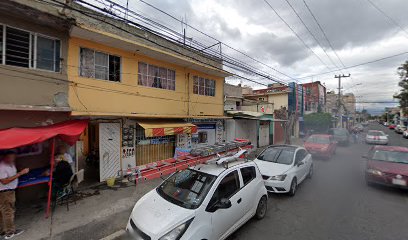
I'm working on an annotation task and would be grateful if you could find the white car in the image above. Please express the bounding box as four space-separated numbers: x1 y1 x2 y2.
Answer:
254 145 313 196
126 155 268 240
365 130 388 145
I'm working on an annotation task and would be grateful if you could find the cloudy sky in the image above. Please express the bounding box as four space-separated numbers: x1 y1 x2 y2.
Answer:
103 0 408 114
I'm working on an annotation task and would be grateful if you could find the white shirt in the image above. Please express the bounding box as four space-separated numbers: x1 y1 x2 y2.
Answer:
0 162 18 190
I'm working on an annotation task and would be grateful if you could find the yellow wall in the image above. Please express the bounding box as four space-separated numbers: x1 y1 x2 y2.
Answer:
267 93 289 110
67 37 224 117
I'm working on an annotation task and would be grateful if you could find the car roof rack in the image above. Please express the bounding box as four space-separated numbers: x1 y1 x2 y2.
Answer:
213 149 248 169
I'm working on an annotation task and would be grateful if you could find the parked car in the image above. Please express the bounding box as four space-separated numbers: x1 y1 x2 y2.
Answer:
126 153 268 240
403 130 408 139
362 122 369 127
254 145 313 196
396 125 407 134
365 130 388 145
353 124 364 132
388 124 396 129
304 134 337 159
364 145 408 189
383 122 389 126
328 128 350 146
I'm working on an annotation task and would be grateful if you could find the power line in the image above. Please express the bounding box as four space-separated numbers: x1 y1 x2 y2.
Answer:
263 0 335 72
298 51 408 79
135 0 300 82
302 0 346 68
365 0 408 37
283 0 342 70
70 0 290 86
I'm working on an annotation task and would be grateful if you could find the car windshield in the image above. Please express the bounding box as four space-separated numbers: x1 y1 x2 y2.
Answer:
306 136 330 144
367 131 384 136
257 147 295 165
156 169 216 209
372 150 408 164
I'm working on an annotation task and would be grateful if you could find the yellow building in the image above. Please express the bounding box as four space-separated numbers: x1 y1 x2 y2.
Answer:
0 0 228 182
63 2 229 181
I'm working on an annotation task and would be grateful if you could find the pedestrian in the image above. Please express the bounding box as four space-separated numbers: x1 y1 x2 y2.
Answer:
0 151 29 239
56 145 74 172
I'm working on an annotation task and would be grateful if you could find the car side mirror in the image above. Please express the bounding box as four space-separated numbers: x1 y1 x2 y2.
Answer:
216 198 232 209
296 161 304 167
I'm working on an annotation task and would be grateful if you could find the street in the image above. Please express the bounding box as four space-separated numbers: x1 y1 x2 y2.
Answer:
228 123 408 240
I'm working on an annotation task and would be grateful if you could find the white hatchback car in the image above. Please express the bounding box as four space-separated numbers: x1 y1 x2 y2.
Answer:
126 155 268 240
254 145 313 196
365 130 388 145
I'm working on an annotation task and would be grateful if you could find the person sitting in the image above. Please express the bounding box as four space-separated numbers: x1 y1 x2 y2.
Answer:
54 159 74 191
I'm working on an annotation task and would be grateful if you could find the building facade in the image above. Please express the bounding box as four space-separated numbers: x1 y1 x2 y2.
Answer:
302 81 326 114
0 0 229 182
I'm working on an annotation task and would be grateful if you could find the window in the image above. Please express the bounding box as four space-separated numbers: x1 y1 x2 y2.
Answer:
198 131 208 143
137 62 175 90
157 169 216 209
0 26 60 71
193 76 215 96
257 147 295 165
241 166 256 186
295 149 306 163
209 171 240 207
80 47 121 82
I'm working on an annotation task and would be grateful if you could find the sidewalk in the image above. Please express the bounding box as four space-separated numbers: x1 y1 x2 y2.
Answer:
14 178 162 240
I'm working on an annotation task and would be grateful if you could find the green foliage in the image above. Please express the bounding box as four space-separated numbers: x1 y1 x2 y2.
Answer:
304 112 332 133
394 60 408 114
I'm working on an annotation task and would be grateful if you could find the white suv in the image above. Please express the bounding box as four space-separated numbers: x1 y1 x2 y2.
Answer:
126 153 268 240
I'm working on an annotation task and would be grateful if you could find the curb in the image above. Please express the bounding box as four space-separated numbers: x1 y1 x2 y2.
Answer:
99 230 126 240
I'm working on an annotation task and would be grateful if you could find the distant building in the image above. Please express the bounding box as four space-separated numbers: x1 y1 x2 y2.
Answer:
302 81 326 114
325 91 356 128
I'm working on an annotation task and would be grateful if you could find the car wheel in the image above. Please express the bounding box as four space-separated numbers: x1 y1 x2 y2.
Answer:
308 165 313 179
255 195 267 220
288 178 297 197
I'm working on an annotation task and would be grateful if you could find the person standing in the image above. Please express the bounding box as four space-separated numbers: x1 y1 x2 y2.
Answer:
0 151 29 239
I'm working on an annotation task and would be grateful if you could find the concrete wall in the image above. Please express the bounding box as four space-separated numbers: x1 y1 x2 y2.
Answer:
67 37 224 117
0 2 71 110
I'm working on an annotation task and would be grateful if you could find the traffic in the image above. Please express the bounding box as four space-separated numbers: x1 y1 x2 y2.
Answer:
125 122 408 240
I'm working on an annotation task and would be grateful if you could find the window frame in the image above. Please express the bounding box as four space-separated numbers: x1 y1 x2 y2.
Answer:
208 170 241 208
295 149 306 164
0 23 61 73
193 76 216 97
240 166 256 187
79 47 122 82
137 61 176 91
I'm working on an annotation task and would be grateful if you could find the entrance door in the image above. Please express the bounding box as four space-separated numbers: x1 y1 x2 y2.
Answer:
259 121 270 147
99 122 121 182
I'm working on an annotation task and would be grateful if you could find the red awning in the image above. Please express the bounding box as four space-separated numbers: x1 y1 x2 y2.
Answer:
0 119 89 150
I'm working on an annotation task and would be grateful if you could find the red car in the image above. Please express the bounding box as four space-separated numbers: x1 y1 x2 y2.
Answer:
388 124 396 129
304 134 337 159
364 145 408 189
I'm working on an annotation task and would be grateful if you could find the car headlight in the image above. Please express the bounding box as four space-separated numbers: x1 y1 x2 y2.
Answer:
367 169 383 176
159 218 194 240
270 174 287 181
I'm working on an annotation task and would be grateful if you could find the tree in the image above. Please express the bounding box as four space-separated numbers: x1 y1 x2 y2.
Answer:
304 112 332 133
394 60 408 114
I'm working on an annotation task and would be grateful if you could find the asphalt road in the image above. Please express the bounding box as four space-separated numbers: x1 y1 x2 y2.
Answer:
228 123 408 240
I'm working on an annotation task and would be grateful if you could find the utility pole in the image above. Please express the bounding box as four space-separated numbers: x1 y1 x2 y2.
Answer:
334 74 351 128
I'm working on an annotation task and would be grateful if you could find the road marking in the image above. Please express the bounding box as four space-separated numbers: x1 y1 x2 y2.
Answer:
99 229 126 240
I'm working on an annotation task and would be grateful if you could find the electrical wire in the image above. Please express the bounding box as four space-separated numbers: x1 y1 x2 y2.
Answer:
298 51 408 79
70 0 287 86
136 0 300 82
263 0 335 72
365 0 408 37
283 0 342 70
302 0 346 69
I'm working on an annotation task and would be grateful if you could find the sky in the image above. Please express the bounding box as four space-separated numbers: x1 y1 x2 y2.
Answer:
98 0 408 114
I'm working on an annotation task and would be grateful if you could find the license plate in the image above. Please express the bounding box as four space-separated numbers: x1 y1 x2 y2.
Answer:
392 179 406 186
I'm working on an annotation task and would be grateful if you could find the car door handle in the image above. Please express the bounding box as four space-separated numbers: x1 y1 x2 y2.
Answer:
237 198 242 204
